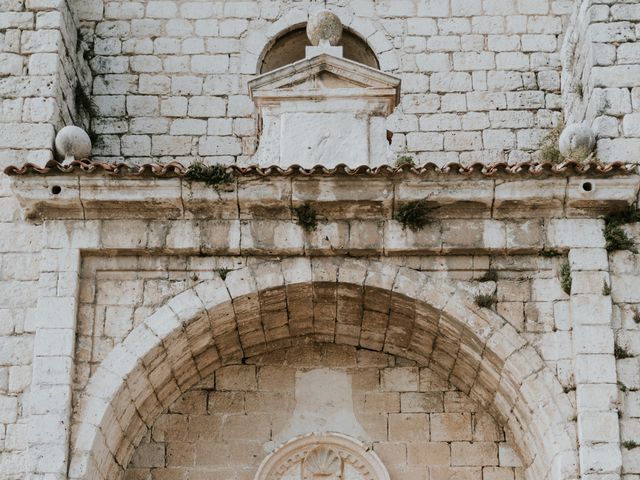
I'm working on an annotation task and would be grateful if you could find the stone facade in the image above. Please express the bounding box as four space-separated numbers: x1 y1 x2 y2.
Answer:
0 1 639 480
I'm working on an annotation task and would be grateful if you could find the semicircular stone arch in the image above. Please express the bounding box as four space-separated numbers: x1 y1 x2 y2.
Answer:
68 258 577 480
241 7 398 75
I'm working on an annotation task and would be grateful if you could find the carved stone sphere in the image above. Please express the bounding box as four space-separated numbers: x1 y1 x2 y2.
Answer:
559 123 596 157
307 10 343 46
55 125 92 165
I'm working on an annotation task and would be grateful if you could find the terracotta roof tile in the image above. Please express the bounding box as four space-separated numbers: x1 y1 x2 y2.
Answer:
3 159 638 178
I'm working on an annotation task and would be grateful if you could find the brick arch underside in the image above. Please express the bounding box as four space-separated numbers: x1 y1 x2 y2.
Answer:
68 259 577 480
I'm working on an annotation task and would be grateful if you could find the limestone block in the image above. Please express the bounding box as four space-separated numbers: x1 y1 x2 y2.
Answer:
431 413 472 442
580 443 622 475
611 275 640 303
547 219 605 249
573 326 614 355
578 411 620 443
451 442 498 466
388 413 430 442
0 395 17 423
240 221 304 255
577 384 618 411
381 367 419 392
494 179 565 219
575 354 617 384
571 271 610 295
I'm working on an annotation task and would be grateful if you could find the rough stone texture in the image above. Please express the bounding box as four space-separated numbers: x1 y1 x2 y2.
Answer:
123 344 523 480
1 1 640 480
71 0 573 167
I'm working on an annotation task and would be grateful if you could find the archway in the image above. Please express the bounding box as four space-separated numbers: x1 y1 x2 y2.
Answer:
259 26 379 73
68 259 578 480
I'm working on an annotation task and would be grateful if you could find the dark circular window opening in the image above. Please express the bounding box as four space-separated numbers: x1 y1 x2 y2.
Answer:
260 27 379 74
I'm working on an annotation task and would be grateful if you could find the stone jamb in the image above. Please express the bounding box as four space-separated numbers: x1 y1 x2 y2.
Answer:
569 240 623 480
27 247 81 479
65 257 578 480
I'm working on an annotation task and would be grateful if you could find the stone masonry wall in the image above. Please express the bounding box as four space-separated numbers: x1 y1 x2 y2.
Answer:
124 344 524 480
0 0 91 474
71 0 575 167
611 237 640 480
74 253 575 413
563 0 640 163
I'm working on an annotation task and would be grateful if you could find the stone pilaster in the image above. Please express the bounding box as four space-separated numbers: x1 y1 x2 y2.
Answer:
27 247 80 479
570 244 622 480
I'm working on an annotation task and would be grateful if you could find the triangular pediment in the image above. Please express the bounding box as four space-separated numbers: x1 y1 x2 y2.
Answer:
249 54 401 105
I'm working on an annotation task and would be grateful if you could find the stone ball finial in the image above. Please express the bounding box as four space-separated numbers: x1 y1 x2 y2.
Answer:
559 123 596 157
55 126 92 165
307 10 343 46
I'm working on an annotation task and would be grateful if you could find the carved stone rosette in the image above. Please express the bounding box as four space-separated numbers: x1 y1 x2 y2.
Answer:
254 434 390 480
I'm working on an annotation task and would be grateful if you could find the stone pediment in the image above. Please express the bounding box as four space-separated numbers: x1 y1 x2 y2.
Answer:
249 54 400 112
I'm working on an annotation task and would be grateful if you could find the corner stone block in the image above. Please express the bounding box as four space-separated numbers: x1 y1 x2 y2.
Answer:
547 219 605 249
571 295 613 326
194 277 231 310
575 354 617 384
251 261 285 291
573 325 614 355
576 384 618 411
578 411 620 443
337 258 369 286
569 248 609 271
167 288 206 323
281 257 313 285
579 443 622 475
145 306 181 340
35 296 77 329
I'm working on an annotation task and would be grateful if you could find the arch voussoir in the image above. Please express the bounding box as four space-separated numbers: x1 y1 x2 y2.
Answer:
69 259 577 480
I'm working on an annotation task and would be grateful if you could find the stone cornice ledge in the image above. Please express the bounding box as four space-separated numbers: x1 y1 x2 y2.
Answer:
11 173 640 224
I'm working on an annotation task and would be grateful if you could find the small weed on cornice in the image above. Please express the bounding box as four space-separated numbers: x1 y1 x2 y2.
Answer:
395 155 415 167
394 199 433 231
540 249 561 258
294 203 318 232
186 161 234 188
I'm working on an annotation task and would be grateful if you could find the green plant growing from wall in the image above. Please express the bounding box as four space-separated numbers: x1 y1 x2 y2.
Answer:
539 124 564 164
615 343 633 360
604 207 640 253
394 199 433 231
540 249 561 258
602 281 611 296
623 441 640 450
395 155 415 167
475 293 496 309
538 122 594 164
216 268 232 281
559 260 572 295
294 203 318 232
186 161 234 187
479 269 498 282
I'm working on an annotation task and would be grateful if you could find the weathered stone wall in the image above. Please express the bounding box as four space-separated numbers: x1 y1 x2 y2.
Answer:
124 344 524 480
563 0 640 163
70 0 575 166
611 239 640 479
